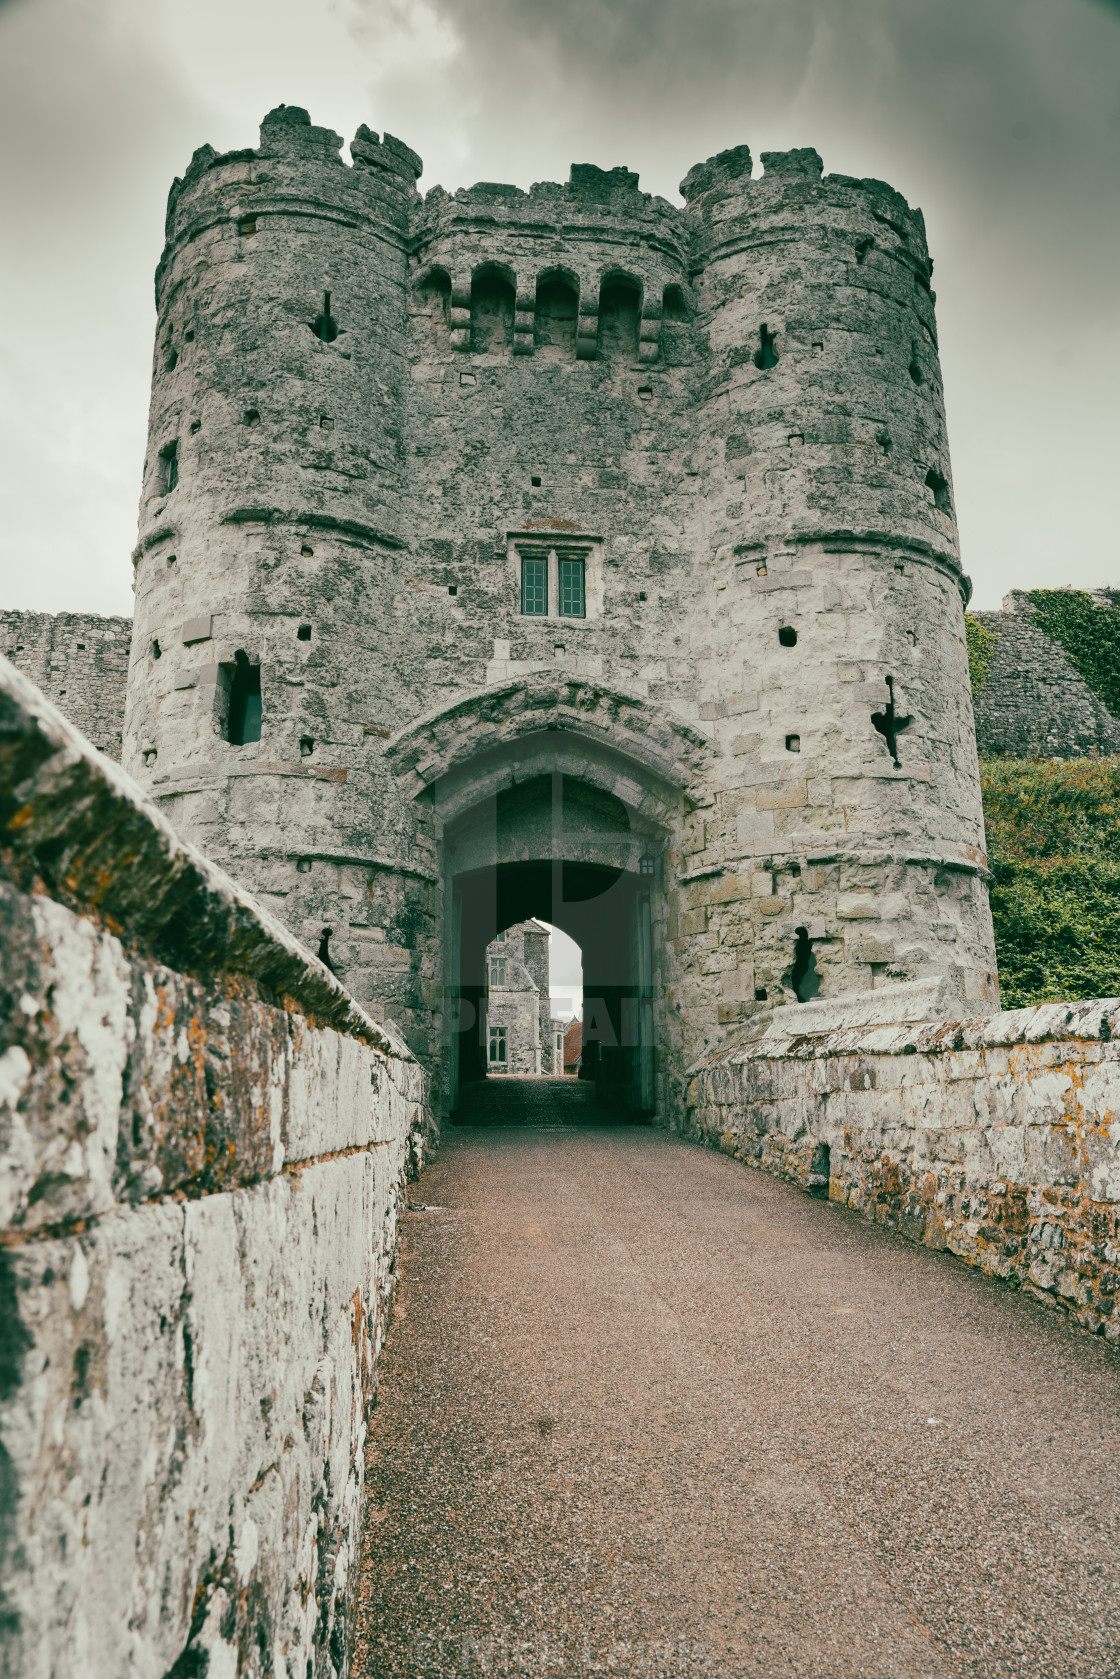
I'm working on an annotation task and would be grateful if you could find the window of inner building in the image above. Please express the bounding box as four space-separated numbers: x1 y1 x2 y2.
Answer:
558 556 586 618
490 956 508 988
489 1025 507 1064
521 554 548 616
495 930 507 942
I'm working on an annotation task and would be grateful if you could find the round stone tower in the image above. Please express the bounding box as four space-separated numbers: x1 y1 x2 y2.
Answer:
679 144 997 1014
123 113 998 1126
122 105 435 1048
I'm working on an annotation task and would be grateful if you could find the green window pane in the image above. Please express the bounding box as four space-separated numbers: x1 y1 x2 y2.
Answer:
521 554 548 615
559 557 585 618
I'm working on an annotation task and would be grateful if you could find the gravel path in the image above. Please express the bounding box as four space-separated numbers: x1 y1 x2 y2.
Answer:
353 1082 1120 1678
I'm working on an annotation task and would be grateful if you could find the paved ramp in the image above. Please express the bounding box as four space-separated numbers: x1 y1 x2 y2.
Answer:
353 1081 1120 1678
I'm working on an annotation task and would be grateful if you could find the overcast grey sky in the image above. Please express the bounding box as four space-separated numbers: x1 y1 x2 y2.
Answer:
0 0 1117 614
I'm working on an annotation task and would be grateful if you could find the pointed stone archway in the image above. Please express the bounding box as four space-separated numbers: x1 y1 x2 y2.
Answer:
386 679 712 1122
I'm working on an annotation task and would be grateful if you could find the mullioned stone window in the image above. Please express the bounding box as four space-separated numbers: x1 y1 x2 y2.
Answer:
515 541 593 621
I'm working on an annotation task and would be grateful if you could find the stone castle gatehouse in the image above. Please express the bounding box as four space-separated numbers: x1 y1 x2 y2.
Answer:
117 104 996 1123
10 107 1120 1679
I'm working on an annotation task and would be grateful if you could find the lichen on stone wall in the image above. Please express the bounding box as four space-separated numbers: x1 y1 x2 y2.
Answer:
0 656 428 1679
688 1000 1120 1343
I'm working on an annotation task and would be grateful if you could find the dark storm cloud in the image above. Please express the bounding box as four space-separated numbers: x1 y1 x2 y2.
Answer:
355 0 1120 604
385 0 1119 227
0 0 1117 612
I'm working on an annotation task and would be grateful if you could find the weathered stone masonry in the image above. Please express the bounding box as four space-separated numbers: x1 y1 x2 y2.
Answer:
116 106 1001 1124
2 104 1120 1679
0 658 428 1678
688 987 1120 1340
1 610 131 761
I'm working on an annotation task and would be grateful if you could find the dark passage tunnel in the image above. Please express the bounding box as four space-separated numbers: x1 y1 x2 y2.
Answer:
445 772 660 1117
453 859 654 1114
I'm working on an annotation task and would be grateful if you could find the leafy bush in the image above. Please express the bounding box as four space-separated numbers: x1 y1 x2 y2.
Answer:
982 756 1120 1007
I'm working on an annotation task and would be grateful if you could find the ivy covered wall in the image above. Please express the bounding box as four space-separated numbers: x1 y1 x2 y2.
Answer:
967 589 1120 761
963 590 1120 1005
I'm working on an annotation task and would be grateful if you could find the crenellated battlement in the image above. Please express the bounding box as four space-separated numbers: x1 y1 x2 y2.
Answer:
158 106 423 304
411 165 687 365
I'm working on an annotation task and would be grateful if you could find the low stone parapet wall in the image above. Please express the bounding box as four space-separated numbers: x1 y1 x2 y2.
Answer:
0 659 428 1678
687 999 1120 1341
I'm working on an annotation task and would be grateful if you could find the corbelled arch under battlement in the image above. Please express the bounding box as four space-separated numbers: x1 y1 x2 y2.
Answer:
385 677 713 806
412 249 677 361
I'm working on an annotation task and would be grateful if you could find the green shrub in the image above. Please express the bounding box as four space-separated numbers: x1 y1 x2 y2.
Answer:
981 756 1120 1007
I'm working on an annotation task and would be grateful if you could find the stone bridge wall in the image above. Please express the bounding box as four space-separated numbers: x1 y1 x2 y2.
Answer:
0 658 428 1679
688 997 1120 1341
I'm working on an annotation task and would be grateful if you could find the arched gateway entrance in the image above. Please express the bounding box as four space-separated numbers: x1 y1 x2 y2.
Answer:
386 679 711 1124
450 798 657 1113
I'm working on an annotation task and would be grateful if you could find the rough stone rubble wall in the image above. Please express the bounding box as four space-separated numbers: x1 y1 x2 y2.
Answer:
687 1001 1120 1340
1 609 130 760
0 657 428 1679
971 590 1120 760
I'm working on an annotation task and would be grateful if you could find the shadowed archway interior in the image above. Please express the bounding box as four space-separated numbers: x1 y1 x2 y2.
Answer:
445 772 661 1115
